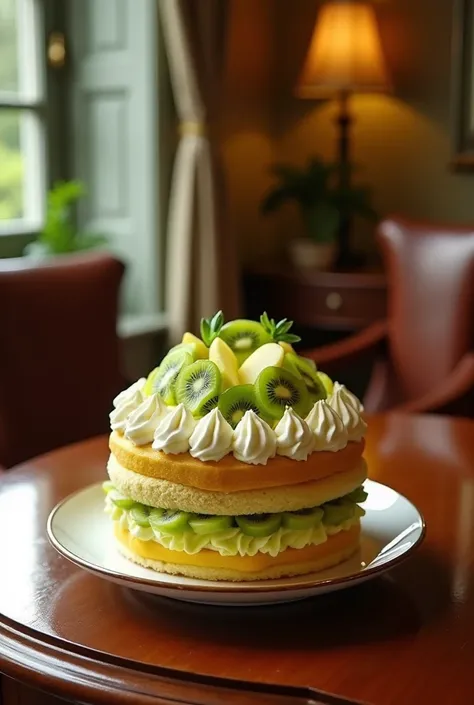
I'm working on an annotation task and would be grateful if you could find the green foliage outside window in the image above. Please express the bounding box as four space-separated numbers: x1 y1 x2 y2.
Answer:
0 0 23 221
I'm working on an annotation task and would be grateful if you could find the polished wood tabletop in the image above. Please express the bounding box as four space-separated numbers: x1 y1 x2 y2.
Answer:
1 413 474 705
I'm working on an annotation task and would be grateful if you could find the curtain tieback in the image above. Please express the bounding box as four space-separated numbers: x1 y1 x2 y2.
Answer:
179 121 207 137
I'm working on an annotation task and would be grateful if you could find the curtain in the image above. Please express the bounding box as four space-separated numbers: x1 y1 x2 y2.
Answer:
158 0 241 344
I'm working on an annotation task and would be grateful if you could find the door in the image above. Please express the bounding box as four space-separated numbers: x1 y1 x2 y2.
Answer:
67 0 161 315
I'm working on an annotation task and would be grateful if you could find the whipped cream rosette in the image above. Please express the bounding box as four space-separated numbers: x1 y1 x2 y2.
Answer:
105 312 368 581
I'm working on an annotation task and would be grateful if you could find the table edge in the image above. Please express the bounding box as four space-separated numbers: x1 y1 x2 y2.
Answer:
0 619 359 705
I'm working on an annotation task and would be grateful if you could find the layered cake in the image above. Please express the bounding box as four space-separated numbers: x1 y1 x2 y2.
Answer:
105 312 368 581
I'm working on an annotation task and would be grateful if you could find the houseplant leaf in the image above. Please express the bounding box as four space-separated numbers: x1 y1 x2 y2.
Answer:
302 202 341 243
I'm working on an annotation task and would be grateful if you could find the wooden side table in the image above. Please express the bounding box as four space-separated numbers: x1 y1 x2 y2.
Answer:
243 267 387 332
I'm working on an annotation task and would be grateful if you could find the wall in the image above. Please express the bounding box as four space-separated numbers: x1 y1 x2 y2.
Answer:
226 0 474 267
4 0 473 269
219 0 279 269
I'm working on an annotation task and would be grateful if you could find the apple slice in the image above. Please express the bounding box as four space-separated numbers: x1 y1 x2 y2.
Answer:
279 341 295 355
238 343 284 385
209 337 240 389
182 332 208 359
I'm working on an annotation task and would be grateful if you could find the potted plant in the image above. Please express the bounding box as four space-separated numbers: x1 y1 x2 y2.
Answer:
24 180 107 259
260 157 378 270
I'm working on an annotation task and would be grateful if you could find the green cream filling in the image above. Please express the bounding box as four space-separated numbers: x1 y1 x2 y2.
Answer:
104 483 366 558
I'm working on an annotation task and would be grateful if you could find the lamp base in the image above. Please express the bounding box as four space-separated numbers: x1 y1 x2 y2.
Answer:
335 248 366 270
334 212 366 269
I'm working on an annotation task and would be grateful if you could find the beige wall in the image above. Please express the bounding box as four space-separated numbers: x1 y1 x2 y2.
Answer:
222 0 474 266
219 0 279 268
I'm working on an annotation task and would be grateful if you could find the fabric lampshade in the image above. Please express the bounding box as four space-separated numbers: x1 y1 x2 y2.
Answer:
296 1 391 97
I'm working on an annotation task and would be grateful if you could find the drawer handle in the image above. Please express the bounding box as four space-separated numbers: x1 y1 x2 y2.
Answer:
326 292 343 311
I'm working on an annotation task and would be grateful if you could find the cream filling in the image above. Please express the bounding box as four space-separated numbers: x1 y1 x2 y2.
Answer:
105 496 363 558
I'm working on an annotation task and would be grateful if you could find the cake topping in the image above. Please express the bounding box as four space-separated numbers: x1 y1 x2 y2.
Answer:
306 400 348 451
332 381 364 413
109 311 367 461
112 378 145 408
189 408 234 462
328 387 367 442
232 410 276 465
145 348 193 404
274 407 315 461
109 390 143 433
125 394 169 446
152 403 196 454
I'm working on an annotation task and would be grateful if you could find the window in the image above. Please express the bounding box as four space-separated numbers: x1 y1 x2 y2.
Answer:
0 0 46 235
0 0 162 321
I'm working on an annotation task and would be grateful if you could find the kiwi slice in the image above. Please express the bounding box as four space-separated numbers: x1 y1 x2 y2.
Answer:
176 360 222 418
148 507 164 524
345 486 368 503
189 514 234 535
219 320 271 365
218 384 264 428
302 357 317 370
284 353 326 401
282 507 324 531
102 480 114 494
201 394 219 415
322 501 355 526
316 370 334 396
130 504 151 528
145 349 193 404
255 366 310 420
168 342 198 360
149 508 191 534
109 490 137 510
236 513 282 537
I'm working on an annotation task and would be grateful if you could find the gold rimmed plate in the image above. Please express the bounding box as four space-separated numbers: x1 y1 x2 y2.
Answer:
47 480 425 606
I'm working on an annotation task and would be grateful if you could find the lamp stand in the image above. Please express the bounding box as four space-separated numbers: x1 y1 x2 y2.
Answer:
335 90 364 269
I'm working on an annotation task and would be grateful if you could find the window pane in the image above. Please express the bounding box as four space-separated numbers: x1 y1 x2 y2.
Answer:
0 110 23 219
0 109 45 226
0 0 19 94
0 0 43 101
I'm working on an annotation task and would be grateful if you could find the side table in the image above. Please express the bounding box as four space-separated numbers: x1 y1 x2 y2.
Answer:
243 267 387 332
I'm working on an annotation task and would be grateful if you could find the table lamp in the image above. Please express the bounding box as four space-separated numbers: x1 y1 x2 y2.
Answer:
296 0 391 267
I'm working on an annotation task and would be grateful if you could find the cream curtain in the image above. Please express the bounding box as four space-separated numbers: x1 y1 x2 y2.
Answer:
159 0 241 344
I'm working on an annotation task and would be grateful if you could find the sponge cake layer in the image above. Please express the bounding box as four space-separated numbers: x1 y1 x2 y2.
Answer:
110 431 365 493
108 454 368 515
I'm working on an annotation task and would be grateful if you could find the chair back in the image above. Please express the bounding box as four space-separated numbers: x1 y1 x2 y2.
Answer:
0 253 125 467
378 217 474 403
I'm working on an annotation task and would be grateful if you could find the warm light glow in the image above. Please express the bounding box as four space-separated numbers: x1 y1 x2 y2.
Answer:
296 1 391 97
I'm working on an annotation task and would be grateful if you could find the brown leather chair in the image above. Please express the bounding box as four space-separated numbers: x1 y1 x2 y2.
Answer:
305 216 474 416
0 253 125 468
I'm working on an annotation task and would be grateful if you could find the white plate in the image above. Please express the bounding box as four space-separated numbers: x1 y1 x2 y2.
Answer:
47 480 425 606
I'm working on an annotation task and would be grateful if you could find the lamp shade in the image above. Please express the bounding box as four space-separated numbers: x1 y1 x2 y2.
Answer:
296 1 391 97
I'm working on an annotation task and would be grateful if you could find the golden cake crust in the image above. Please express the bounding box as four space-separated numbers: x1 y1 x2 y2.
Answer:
108 454 368 515
109 431 365 492
114 522 360 581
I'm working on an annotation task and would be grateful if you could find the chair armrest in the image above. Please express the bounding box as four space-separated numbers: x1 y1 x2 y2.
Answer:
301 320 388 370
394 353 474 414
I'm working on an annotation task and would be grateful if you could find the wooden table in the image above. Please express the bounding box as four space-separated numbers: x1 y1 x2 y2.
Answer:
1 414 474 705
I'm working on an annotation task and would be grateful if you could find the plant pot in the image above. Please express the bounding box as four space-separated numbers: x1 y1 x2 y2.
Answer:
23 241 52 260
289 238 336 271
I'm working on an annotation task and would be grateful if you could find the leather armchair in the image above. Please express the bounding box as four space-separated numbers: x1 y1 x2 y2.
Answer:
304 217 474 416
0 253 125 468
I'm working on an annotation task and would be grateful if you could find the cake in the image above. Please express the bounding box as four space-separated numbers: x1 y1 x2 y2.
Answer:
104 312 368 581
